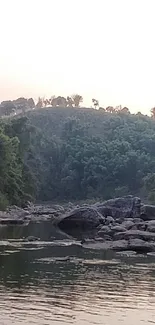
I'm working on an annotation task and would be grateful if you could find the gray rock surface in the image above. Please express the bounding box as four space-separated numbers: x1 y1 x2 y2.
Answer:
57 207 104 230
128 238 154 253
140 205 155 220
105 216 115 225
146 220 155 232
94 195 141 219
121 220 135 230
2 196 155 255
114 230 155 241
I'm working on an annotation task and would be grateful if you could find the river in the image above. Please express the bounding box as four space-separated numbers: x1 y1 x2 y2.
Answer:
0 220 155 324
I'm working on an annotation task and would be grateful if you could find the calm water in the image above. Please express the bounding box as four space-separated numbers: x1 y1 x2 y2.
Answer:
0 221 155 324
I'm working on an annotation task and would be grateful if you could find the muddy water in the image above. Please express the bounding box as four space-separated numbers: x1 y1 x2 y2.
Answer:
0 221 155 324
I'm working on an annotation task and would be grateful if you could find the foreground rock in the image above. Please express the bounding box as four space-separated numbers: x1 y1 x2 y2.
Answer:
114 230 155 241
82 238 155 253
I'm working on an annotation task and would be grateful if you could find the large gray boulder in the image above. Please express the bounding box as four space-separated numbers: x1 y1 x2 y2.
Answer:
128 238 154 253
94 196 141 219
146 220 155 233
140 205 155 221
57 207 104 231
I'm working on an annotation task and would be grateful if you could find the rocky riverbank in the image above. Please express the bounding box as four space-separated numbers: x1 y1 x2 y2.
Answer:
1 196 155 253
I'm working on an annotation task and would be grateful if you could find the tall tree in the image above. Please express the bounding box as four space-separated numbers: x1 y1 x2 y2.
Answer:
67 96 74 107
36 97 44 108
92 99 99 109
52 96 67 107
71 94 83 107
106 106 115 113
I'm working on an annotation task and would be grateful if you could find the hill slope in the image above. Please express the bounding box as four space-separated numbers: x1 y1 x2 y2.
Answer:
1 106 155 208
23 107 155 201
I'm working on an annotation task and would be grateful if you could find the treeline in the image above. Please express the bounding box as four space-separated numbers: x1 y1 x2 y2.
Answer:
1 105 155 209
2 94 155 118
0 97 35 116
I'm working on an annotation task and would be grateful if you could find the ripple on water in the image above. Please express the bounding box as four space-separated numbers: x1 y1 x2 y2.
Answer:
0 228 155 324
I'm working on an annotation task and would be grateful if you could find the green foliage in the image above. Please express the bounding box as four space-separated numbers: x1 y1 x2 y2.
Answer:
1 106 155 208
21 107 155 202
0 193 9 210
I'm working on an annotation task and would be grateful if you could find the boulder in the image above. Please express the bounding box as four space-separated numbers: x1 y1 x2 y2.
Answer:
94 196 141 219
111 225 127 233
128 238 155 253
134 223 145 231
57 207 104 230
98 225 111 233
98 225 112 238
146 220 155 233
134 218 143 224
115 217 125 224
121 220 135 230
140 205 155 221
81 239 128 251
105 216 115 225
111 240 128 251
114 229 155 241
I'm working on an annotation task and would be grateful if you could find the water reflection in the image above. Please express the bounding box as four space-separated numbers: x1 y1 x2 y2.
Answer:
0 221 155 324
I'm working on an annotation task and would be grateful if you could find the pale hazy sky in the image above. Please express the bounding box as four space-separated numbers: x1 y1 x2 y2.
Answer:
0 0 155 113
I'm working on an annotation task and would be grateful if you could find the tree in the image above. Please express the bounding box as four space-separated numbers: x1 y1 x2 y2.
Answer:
99 107 105 111
115 105 122 112
36 97 44 108
0 101 16 115
106 106 115 113
92 98 99 109
27 98 35 108
52 96 67 107
13 97 29 113
151 107 155 118
67 96 74 107
120 107 130 114
71 94 83 107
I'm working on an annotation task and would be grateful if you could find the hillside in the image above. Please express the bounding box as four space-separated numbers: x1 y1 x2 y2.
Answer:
1 106 155 208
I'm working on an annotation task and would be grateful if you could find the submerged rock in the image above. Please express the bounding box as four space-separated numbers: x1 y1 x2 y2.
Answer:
82 239 128 251
0 219 29 226
24 236 40 242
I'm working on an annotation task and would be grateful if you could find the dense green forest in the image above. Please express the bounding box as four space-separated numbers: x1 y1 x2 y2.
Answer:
1 106 155 209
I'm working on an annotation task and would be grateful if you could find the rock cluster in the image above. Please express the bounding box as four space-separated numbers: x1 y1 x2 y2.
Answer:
1 195 155 254
57 196 155 253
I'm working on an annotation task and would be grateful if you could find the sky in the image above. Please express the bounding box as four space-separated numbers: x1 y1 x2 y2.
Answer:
0 0 155 114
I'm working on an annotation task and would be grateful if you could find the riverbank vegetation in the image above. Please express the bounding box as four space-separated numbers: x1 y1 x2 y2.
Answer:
1 100 155 209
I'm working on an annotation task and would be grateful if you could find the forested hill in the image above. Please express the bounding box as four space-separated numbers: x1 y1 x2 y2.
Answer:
1 106 155 209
